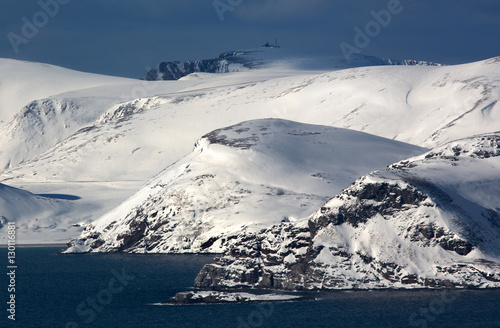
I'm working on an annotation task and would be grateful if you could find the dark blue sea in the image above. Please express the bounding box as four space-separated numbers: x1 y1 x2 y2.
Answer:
1 247 499 328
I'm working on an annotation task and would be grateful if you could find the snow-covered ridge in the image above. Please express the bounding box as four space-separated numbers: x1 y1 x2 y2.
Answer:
408 133 500 161
0 54 499 244
3 55 499 184
96 97 173 124
1 98 81 170
64 119 426 254
0 58 134 125
145 48 441 81
194 133 500 290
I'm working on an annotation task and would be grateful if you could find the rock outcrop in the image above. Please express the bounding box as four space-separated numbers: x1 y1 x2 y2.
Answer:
194 134 500 290
145 51 255 80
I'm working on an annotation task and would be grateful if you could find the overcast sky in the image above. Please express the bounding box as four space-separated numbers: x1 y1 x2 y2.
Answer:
1 0 499 78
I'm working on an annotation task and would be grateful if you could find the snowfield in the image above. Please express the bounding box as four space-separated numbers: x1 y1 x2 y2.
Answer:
65 119 426 253
0 47 499 276
0 58 134 127
0 183 78 244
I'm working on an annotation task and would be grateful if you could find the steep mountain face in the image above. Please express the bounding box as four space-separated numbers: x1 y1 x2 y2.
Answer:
194 134 500 290
0 97 108 170
145 48 441 81
64 119 426 253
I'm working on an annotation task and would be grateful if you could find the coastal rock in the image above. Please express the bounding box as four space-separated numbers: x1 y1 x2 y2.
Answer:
194 134 500 290
164 291 307 305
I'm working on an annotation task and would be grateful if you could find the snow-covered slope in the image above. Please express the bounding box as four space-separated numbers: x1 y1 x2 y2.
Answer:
0 180 145 245
0 77 196 171
1 54 500 245
0 58 133 126
3 56 499 185
194 133 500 290
0 96 126 170
0 183 79 244
65 119 426 253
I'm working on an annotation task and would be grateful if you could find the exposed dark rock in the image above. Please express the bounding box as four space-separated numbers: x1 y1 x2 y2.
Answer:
90 239 104 248
116 215 148 251
310 182 427 234
401 274 419 284
145 51 442 81
200 237 219 250
145 51 257 81
439 238 473 256
202 128 259 150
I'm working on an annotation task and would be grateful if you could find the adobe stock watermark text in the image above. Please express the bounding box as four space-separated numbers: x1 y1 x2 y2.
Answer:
340 0 412 61
6 222 17 321
7 0 71 54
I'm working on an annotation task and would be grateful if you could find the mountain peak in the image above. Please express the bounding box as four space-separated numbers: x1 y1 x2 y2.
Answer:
65 119 425 254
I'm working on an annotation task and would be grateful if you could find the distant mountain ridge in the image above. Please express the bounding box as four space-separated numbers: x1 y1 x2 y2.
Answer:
145 51 243 81
145 48 441 81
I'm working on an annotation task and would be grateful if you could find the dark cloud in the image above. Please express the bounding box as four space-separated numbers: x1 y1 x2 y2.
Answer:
234 0 333 21
0 0 498 78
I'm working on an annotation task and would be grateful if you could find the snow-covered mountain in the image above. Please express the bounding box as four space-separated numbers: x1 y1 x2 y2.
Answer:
65 119 426 253
145 48 440 81
0 58 133 127
0 59 156 171
3 55 498 184
1 53 499 245
194 133 500 290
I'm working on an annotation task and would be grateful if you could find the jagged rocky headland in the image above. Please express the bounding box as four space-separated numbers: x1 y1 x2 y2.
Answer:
194 134 500 290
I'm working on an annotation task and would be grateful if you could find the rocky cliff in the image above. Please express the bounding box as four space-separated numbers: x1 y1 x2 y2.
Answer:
194 134 500 290
145 51 255 80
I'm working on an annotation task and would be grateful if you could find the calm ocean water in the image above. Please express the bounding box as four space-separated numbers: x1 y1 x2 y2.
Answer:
1 247 499 328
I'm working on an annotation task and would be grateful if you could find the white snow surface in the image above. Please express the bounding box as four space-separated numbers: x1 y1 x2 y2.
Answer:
0 181 142 244
65 119 425 253
0 52 500 244
157 290 303 304
0 183 77 244
0 58 133 126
